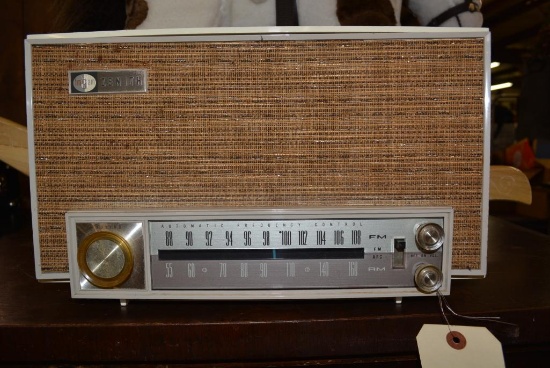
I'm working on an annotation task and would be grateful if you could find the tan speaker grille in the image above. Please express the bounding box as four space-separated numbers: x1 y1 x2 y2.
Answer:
30 37 486 274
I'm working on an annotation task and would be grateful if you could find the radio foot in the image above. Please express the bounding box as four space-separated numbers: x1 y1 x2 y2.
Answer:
120 299 129 307
395 297 403 304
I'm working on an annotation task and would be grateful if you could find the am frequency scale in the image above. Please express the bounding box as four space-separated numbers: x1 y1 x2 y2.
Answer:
66 208 452 302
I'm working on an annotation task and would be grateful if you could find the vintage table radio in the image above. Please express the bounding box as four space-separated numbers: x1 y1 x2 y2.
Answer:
25 27 490 301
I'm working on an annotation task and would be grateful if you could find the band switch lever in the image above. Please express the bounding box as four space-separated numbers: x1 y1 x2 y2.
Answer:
393 238 406 269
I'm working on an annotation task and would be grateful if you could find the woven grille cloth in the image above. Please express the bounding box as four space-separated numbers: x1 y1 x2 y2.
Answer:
30 38 486 273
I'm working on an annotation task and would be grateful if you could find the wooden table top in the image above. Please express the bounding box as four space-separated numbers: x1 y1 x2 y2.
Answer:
1 216 549 366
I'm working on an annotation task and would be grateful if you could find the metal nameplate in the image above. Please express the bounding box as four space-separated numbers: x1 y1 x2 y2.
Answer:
69 70 147 94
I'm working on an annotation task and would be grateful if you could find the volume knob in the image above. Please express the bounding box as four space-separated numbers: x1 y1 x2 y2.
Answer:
415 223 445 253
77 231 134 288
414 264 443 294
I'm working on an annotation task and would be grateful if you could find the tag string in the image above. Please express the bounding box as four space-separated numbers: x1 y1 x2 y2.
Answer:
437 290 467 347
436 291 518 328
437 291 456 336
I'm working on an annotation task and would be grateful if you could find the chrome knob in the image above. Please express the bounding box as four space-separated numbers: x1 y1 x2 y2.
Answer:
415 223 445 253
414 264 443 294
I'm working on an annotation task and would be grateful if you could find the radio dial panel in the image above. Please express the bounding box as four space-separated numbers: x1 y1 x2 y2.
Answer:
67 208 452 300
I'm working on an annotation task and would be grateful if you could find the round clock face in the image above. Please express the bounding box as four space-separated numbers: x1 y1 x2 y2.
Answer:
78 231 133 288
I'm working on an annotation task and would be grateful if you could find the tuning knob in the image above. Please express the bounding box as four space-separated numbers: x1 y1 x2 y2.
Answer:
77 231 134 288
414 264 443 294
415 223 445 253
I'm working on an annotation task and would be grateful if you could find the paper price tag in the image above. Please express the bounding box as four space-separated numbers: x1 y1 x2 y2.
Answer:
417 324 505 368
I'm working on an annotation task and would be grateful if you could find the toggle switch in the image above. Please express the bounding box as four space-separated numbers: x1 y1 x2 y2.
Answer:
392 238 406 269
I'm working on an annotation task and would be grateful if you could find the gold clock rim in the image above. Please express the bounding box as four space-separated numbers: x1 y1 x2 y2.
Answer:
77 231 134 288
